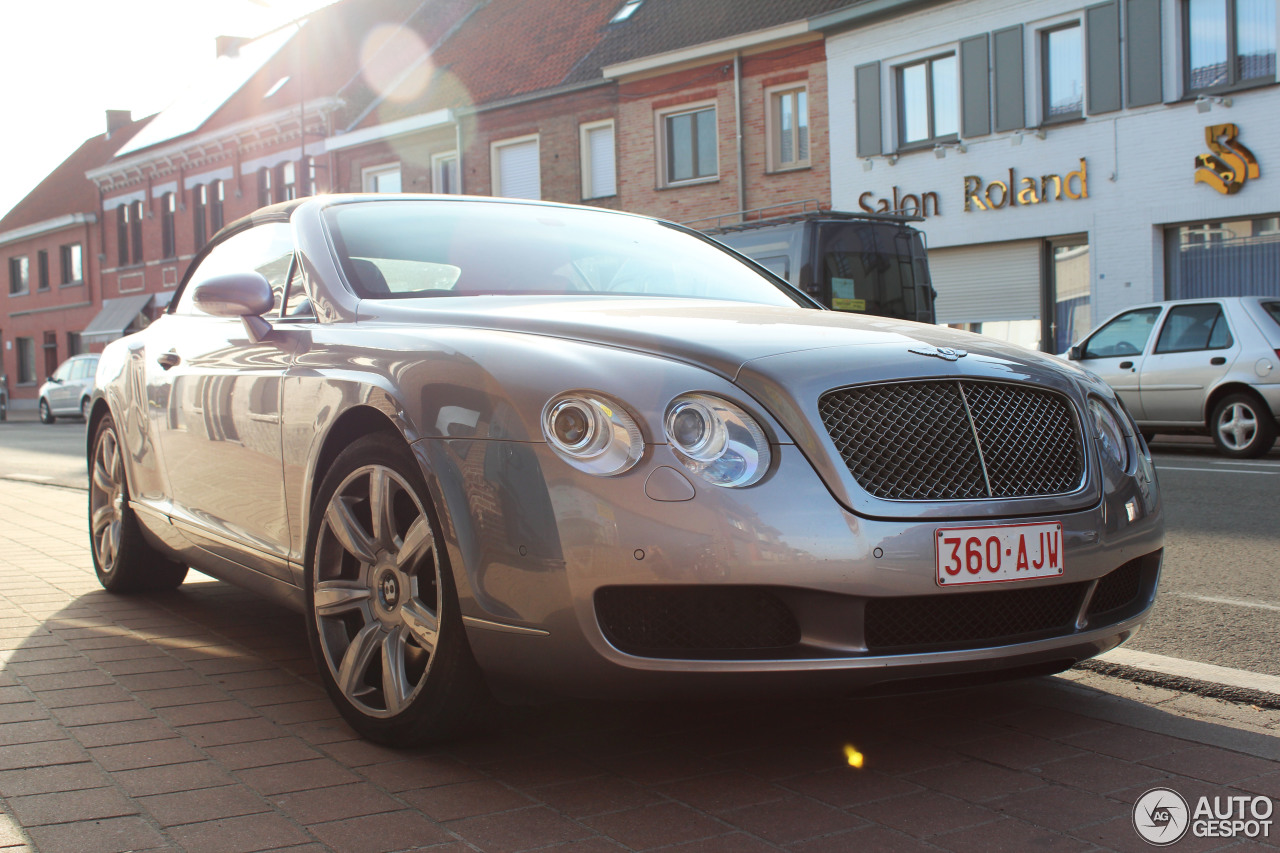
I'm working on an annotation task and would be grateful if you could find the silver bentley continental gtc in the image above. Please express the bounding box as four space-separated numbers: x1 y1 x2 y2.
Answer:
88 196 1164 745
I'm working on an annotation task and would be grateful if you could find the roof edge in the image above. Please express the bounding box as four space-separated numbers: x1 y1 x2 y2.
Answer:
325 108 455 152
808 0 950 33
601 20 811 79
0 213 97 248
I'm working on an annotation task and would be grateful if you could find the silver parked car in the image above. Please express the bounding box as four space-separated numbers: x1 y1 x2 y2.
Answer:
88 196 1163 745
38 353 100 423
1068 297 1280 457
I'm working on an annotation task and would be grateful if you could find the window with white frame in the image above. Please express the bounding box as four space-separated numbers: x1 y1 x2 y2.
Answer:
362 163 402 193
1185 0 1276 93
1042 24 1083 122
491 136 541 199
660 103 717 185
431 151 459 194
897 53 958 146
8 256 29 296
768 85 809 171
580 121 616 199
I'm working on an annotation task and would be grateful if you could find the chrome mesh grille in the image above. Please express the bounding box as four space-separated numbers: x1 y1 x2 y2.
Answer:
819 380 1084 501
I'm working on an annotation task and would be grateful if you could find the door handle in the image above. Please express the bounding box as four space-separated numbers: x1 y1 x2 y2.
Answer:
156 351 181 370
1118 361 1134 371
1210 356 1226 366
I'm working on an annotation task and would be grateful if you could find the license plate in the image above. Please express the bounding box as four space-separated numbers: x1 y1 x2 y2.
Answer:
935 522 1063 587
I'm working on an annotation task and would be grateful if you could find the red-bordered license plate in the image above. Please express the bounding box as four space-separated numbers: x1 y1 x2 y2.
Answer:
935 521 1063 587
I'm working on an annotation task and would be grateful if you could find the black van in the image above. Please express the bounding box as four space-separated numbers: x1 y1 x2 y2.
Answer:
699 209 936 324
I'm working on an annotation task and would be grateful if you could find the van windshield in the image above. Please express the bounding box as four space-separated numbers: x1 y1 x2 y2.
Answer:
817 222 934 322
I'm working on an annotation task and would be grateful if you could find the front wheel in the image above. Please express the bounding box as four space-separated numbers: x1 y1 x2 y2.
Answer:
89 414 188 592
81 397 92 420
1210 392 1277 459
39 398 54 424
305 433 485 746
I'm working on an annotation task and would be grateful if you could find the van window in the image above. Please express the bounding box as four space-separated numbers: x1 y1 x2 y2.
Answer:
818 222 933 322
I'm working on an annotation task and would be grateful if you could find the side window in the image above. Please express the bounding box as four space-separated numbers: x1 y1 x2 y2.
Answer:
52 360 73 382
175 223 295 316
71 359 92 381
1154 303 1232 353
1081 307 1162 358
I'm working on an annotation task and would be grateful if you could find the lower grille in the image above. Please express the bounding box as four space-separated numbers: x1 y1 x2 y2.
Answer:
1086 556 1147 617
595 586 800 658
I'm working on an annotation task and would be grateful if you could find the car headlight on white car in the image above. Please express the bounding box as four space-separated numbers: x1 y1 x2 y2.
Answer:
542 393 644 476
664 393 771 487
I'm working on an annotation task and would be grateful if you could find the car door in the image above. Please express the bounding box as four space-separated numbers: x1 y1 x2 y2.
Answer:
67 357 95 412
1075 306 1163 419
46 359 75 413
146 221 298 582
1139 302 1239 424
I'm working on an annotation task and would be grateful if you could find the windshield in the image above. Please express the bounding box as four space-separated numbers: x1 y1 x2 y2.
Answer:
818 222 933 321
323 200 808 307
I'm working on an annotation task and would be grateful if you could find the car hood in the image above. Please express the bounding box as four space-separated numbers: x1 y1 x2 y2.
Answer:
363 296 1080 382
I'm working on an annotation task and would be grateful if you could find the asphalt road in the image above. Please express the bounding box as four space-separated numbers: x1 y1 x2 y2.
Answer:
1 416 1277 677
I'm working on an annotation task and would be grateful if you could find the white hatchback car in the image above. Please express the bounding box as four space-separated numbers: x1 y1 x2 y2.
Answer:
37 353 100 424
1068 297 1280 457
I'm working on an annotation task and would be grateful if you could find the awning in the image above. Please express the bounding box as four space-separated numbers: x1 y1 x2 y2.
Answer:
81 294 154 342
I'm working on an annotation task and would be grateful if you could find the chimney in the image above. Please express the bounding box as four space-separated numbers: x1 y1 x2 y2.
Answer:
216 35 248 58
106 110 132 139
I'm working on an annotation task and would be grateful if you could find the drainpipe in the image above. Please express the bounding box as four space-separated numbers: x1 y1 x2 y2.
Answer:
733 51 745 219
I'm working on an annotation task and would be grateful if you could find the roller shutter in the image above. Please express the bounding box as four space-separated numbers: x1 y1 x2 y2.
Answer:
928 240 1042 324
495 139 540 200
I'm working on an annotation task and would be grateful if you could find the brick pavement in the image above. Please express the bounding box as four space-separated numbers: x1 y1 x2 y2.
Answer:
0 477 1277 853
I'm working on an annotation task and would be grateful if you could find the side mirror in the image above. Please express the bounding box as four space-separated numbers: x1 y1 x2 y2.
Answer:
1068 344 1083 361
192 273 274 342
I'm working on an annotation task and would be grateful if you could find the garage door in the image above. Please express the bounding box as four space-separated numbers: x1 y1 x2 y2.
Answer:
928 240 1041 325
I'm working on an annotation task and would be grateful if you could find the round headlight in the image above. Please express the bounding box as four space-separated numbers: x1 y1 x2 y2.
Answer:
1088 397 1129 470
664 393 771 488
542 393 643 476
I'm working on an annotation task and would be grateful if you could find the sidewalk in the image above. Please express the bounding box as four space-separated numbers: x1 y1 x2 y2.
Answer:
0 478 1276 853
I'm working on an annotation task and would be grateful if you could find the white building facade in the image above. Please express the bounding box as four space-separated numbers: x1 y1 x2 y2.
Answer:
820 0 1279 352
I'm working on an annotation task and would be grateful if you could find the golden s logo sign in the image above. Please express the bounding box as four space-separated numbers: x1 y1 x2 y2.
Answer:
1194 124 1259 194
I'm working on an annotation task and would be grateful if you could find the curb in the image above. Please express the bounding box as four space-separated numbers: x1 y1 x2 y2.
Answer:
1078 648 1280 710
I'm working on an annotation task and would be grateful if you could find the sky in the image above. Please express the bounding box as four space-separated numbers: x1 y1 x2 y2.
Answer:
0 0 339 221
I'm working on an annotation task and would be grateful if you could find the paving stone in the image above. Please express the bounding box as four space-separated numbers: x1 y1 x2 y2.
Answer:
0 763 113 797
401 779 535 821
140 783 272 827
584 801 728 850
235 758 360 796
24 816 166 853
851 790 1000 838
719 795 864 845
447 805 595 853
306 810 452 853
114 761 238 797
8 787 139 827
168 812 313 853
272 782 403 824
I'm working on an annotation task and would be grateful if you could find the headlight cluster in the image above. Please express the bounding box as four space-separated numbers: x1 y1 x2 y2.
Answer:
1088 397 1129 471
540 391 772 488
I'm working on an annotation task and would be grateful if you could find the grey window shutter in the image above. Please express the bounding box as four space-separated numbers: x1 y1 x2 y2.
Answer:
1125 0 1163 106
992 25 1025 132
1086 2 1122 114
855 62 882 157
960 35 991 138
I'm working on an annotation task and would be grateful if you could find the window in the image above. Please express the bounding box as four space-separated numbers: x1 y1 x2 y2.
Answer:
1042 24 1083 122
611 0 642 22
278 161 297 201
258 167 273 207
193 185 208 249
431 152 459 194
210 180 225 233
1186 0 1276 93
491 136 541 199
8 256 28 295
43 333 58 379
66 331 82 357
129 200 143 264
662 105 717 184
898 54 958 146
116 205 129 266
161 192 176 259
60 243 82 285
1081 307 1162 358
769 86 810 171
1154 303 1233 352
362 163 402 193
37 250 49 291
15 337 35 384
579 121 616 199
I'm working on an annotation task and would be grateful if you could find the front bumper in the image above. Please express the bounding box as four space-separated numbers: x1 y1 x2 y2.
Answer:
420 438 1163 699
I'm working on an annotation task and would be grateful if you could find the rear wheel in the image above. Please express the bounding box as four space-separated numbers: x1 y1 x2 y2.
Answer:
305 433 485 746
1210 392 1277 459
39 398 54 424
89 414 188 592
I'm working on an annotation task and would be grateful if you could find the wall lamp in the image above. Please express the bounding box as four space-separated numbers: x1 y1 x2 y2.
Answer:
861 154 897 171
1196 94 1232 113
933 142 967 158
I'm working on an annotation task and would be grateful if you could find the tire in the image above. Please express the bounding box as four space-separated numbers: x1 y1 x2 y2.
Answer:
305 432 485 746
81 397 92 421
1210 392 1277 459
89 414 189 592
39 398 55 424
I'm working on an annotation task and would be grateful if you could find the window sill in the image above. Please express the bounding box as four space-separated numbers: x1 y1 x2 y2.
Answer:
1040 114 1085 128
1182 77 1276 101
60 281 84 289
7 291 30 298
894 136 959 155
767 164 812 175
657 176 719 191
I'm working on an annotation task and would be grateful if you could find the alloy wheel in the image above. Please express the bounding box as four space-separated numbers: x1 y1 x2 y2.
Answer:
89 427 125 574
1216 401 1257 452
312 464 442 718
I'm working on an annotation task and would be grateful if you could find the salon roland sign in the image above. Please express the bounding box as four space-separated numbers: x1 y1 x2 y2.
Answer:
856 158 1091 217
